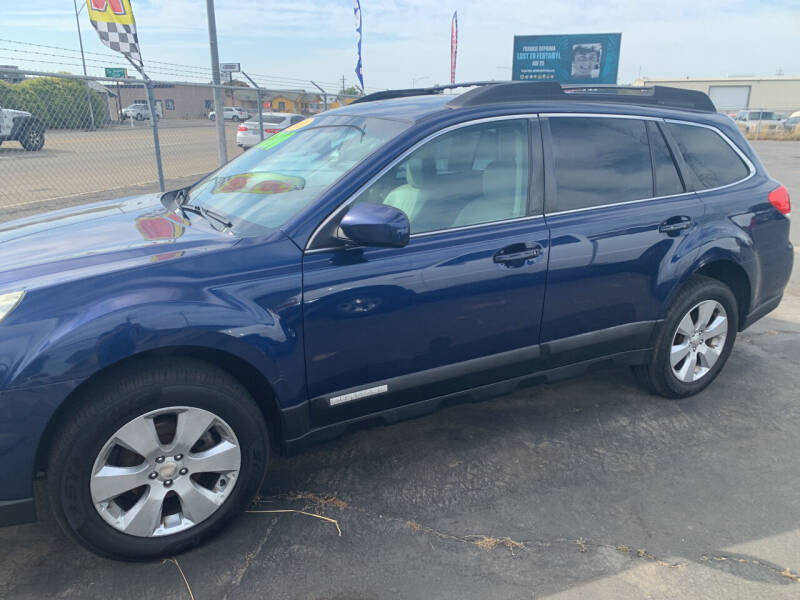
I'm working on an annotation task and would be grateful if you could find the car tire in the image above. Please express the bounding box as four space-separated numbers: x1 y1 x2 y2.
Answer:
19 122 45 151
231 116 239 122
210 115 215 121
632 275 738 398
135 113 144 121
47 357 269 561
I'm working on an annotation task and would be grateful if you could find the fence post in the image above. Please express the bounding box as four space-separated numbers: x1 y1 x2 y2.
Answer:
144 80 165 192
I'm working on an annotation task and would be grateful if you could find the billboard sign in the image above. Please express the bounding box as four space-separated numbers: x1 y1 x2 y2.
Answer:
220 62 241 73
104 67 127 78
512 33 621 84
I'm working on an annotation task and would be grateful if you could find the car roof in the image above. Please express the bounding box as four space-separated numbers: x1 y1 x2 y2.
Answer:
323 83 722 124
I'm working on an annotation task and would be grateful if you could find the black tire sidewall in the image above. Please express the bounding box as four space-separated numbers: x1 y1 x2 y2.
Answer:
655 278 739 397
50 368 268 560
20 124 44 151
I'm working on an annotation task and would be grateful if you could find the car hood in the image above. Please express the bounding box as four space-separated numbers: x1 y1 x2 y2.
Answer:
3 108 32 119
0 194 241 292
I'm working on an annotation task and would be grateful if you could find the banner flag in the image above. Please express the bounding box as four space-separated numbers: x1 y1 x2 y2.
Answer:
86 0 142 68
450 11 458 85
354 0 364 91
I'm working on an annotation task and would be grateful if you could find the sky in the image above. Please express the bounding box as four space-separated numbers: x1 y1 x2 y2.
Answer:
1 0 799 92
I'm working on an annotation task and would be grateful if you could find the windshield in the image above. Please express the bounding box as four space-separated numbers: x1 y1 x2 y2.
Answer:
187 115 410 234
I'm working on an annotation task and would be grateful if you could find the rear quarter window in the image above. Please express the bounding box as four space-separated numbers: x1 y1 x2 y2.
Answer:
667 123 750 190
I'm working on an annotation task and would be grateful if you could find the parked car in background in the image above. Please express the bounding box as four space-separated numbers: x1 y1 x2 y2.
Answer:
121 103 162 121
734 110 782 133
208 106 250 122
781 111 800 133
0 105 45 151
0 82 792 560
236 112 306 149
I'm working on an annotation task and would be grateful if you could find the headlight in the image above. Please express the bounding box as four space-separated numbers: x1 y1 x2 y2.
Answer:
0 291 25 323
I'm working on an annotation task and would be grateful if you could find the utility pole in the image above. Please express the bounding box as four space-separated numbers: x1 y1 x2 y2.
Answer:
242 71 264 141
341 75 346 94
206 0 228 165
72 0 96 130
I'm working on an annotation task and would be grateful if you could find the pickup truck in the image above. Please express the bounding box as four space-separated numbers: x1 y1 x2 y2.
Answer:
0 105 45 151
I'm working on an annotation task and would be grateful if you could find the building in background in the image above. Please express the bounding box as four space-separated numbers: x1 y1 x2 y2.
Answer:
633 76 800 115
0 65 25 83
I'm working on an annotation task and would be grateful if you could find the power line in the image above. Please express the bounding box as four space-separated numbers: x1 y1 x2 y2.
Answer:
0 38 379 91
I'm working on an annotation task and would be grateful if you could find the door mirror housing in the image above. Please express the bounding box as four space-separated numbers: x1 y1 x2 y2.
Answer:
338 203 410 248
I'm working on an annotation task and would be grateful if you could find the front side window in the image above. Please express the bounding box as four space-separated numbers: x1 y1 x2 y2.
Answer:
186 115 410 234
667 122 749 190
547 117 652 212
352 119 530 234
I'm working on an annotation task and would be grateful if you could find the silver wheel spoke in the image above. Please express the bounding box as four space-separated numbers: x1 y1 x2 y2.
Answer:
697 344 721 370
670 342 691 367
173 409 216 453
187 440 240 474
676 313 695 337
702 314 728 341
675 352 695 382
114 417 161 457
175 480 224 524
91 465 150 502
696 301 717 330
122 487 167 537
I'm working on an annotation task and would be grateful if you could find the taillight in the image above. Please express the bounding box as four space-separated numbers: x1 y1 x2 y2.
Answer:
237 125 248 132
264 128 280 134
768 185 791 217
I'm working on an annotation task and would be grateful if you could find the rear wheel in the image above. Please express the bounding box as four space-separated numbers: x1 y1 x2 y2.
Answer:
633 276 738 398
47 358 269 560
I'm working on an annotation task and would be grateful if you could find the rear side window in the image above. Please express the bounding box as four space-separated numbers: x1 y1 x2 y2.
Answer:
646 121 684 197
548 117 652 212
667 123 749 190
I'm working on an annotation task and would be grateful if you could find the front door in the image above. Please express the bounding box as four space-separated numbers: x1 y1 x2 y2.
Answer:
302 117 550 425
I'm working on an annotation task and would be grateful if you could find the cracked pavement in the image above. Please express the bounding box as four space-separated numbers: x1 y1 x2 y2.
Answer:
1 142 799 599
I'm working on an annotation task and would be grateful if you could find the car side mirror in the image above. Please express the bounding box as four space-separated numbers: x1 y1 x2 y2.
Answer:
337 203 410 248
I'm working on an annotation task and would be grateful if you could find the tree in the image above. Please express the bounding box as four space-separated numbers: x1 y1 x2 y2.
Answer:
342 86 363 96
0 77 106 129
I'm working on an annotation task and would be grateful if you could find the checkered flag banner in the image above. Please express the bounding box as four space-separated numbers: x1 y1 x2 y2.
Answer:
86 0 142 68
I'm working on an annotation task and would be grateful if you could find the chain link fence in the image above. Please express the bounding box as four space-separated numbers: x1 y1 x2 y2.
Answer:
0 68 357 222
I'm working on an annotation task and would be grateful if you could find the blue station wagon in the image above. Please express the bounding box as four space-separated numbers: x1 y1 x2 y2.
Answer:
0 82 792 559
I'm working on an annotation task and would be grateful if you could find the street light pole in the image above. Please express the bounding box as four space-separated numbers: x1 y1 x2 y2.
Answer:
72 0 97 130
206 0 228 165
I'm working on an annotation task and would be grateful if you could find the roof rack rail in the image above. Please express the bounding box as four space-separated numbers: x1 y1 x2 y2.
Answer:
351 81 716 112
349 81 507 105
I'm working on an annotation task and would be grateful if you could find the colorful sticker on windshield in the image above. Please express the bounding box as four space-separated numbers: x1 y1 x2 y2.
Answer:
212 172 305 195
285 118 313 131
256 130 295 150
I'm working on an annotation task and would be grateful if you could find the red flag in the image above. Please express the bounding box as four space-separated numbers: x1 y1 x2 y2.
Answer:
450 11 458 85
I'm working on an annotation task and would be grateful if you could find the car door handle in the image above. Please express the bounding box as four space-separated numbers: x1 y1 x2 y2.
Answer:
659 216 692 234
493 243 542 264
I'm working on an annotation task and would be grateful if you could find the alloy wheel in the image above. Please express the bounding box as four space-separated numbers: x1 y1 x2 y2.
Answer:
89 406 241 537
670 300 728 383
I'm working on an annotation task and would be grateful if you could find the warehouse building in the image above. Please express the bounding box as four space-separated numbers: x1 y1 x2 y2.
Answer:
632 76 800 114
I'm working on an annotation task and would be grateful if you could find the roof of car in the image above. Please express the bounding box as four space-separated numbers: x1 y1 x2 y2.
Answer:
324 82 719 123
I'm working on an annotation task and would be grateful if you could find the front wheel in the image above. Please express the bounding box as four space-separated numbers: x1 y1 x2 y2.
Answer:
633 275 738 398
47 358 269 560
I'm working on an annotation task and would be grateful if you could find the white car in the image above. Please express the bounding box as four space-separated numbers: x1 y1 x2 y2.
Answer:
121 103 162 121
0 105 45 151
208 106 250 122
236 112 306 149
734 110 782 133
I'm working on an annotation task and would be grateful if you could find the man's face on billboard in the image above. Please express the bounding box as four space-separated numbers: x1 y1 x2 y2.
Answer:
573 50 599 76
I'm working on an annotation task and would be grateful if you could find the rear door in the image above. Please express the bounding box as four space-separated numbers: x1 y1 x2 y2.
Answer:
539 115 704 365
302 117 550 425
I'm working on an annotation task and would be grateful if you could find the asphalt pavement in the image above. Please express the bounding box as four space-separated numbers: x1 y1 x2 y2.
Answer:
0 143 799 600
